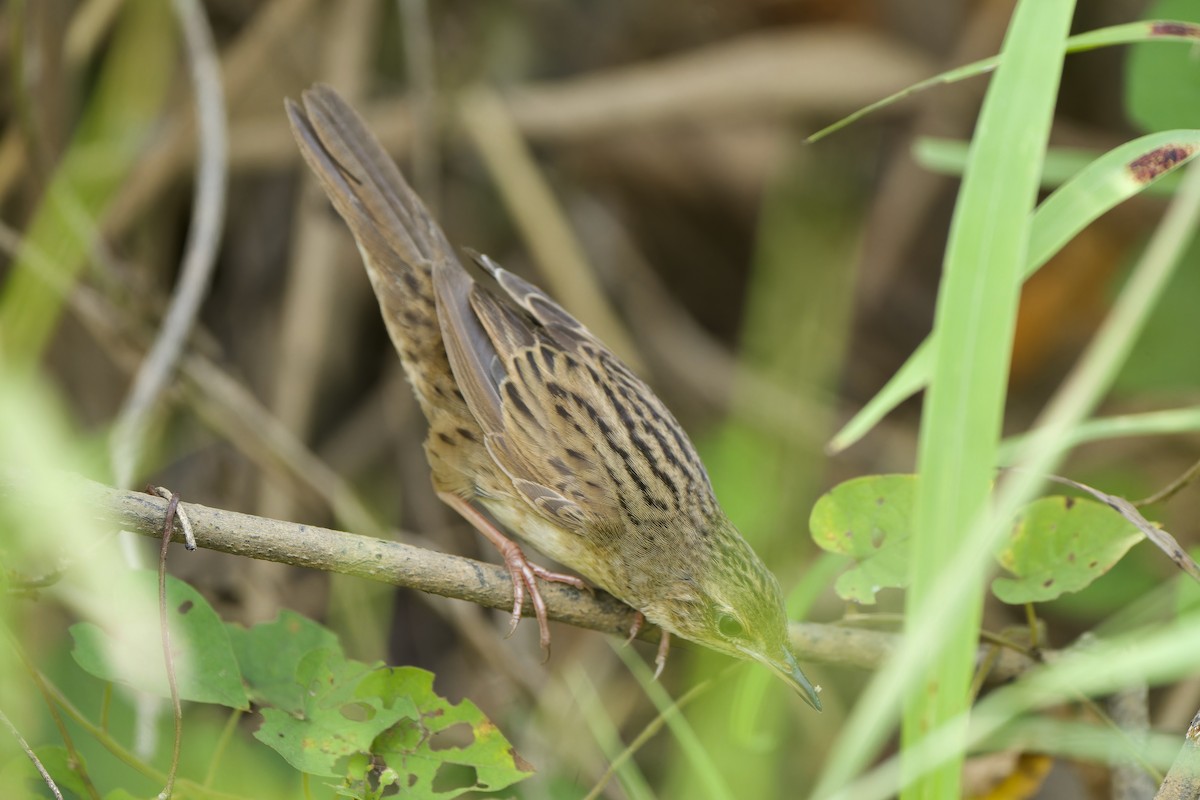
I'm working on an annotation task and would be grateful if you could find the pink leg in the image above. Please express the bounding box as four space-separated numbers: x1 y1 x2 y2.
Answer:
626 611 645 645
439 492 586 655
654 631 671 680
626 612 669 678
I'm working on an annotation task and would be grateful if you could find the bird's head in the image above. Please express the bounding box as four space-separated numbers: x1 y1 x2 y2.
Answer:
641 517 822 710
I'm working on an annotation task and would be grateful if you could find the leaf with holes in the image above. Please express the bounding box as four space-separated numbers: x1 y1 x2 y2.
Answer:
809 474 915 604
69 570 248 709
992 495 1145 604
255 648 416 778
370 667 534 798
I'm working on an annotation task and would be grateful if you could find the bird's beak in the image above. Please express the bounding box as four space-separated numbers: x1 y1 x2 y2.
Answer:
748 647 822 711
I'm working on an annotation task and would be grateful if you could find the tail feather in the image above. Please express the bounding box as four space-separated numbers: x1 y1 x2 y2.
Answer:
285 85 463 414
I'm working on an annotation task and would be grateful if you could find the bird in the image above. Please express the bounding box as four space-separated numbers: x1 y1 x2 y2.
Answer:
285 84 821 710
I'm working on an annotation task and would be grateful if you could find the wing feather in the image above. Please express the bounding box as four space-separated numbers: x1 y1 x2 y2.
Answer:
431 260 504 431
436 251 714 530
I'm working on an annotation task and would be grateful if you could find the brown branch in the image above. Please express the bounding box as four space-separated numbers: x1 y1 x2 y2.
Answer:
61 474 645 641
1156 711 1200 800
8 471 1036 681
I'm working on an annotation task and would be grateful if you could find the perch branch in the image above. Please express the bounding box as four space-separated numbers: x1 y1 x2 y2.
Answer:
5 472 1036 681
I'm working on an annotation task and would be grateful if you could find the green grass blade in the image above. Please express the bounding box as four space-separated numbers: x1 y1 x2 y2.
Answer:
807 20 1200 143
815 1 1075 797
999 407 1200 460
900 0 1073 795
830 610 1200 800
0 0 175 366
829 130 1200 453
915 137 1185 195
612 643 735 800
567 667 656 800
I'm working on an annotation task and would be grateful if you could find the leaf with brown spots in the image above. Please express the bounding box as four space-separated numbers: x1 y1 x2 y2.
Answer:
810 474 916 604
992 496 1144 604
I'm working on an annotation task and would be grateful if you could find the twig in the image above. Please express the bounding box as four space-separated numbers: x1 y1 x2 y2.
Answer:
0 707 64 800
63 472 646 640
1136 457 1200 507
152 490 184 799
149 486 196 550
1039 472 1200 584
0 470 1038 682
1156 711 1200 800
0 221 537 691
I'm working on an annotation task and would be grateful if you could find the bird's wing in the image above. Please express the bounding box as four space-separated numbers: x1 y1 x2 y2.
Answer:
432 254 715 530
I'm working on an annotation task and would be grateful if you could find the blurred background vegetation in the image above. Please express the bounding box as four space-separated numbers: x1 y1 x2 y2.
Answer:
2 0 1198 798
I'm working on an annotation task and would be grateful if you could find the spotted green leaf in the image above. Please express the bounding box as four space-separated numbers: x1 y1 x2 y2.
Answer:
254 648 533 796
809 474 915 604
992 495 1145 604
370 666 535 798
255 649 416 778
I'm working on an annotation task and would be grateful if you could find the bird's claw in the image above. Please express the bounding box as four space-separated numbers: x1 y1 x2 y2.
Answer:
499 543 585 660
626 611 645 646
626 612 670 679
653 632 670 680
435 492 585 662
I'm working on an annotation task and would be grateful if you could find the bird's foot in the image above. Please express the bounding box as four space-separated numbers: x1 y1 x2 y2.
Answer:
626 612 670 679
495 539 585 657
527 561 589 593
438 491 587 660
654 631 671 680
626 611 645 645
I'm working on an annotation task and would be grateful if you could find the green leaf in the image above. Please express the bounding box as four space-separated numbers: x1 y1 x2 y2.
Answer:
0 746 89 797
240 614 532 794
809 475 916 604
35 747 89 797
228 609 340 713
992 496 1144 604
255 649 414 778
370 667 535 798
69 571 249 709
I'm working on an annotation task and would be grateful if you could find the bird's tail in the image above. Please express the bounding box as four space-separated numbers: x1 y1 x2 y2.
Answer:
285 84 462 414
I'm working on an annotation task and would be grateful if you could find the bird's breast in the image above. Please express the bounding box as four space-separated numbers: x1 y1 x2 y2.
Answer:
478 494 626 597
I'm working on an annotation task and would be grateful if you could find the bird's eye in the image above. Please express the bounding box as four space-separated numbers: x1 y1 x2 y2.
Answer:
717 614 744 639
